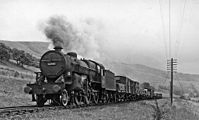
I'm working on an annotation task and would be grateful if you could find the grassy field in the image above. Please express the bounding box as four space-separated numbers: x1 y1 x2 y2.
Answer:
4 98 199 120
0 61 37 107
0 75 34 107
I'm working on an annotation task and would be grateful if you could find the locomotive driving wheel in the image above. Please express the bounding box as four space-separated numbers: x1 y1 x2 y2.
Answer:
87 90 92 103
74 92 83 106
60 89 69 107
74 91 90 106
93 92 99 104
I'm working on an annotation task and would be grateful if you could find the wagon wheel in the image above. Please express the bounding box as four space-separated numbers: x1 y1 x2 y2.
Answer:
107 93 111 103
36 94 45 107
116 94 120 102
60 89 69 107
103 93 108 103
113 93 117 103
108 93 111 103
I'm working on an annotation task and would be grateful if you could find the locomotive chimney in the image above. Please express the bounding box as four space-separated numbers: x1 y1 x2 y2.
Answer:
54 46 63 52
67 52 77 58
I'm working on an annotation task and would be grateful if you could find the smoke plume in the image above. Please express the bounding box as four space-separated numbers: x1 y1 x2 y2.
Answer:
41 16 105 60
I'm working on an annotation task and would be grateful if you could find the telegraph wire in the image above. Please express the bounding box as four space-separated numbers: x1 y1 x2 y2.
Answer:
158 0 171 58
158 0 169 59
158 0 188 59
169 0 171 58
175 0 188 58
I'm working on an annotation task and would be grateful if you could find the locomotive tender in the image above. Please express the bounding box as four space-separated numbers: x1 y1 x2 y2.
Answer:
24 46 161 107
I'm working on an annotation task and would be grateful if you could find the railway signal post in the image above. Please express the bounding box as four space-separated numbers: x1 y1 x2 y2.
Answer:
167 58 177 105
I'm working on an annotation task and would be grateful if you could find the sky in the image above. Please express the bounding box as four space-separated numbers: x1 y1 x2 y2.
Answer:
0 0 199 74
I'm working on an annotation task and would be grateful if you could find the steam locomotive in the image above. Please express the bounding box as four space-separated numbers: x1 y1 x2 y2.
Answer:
24 46 161 107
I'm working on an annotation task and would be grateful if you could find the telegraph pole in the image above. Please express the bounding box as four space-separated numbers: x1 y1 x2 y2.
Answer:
170 58 174 105
167 58 177 105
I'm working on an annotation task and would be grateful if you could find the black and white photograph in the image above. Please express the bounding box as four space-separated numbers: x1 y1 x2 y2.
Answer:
0 0 199 120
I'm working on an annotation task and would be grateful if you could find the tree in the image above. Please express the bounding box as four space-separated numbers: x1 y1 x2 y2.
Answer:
12 48 21 65
140 82 150 89
0 42 39 67
12 49 26 67
18 50 26 66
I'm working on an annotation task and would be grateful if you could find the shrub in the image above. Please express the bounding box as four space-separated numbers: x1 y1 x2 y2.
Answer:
14 71 20 77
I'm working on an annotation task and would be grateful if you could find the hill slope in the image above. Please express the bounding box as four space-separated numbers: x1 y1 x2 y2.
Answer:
0 40 49 58
1 40 199 96
105 61 199 96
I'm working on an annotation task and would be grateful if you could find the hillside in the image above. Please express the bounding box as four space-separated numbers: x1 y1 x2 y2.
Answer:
0 40 199 96
0 40 49 58
106 61 199 84
105 61 199 96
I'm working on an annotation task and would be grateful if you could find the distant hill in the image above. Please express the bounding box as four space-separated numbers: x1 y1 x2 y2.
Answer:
105 61 199 96
0 40 49 58
1 40 199 96
106 61 199 82
105 62 167 85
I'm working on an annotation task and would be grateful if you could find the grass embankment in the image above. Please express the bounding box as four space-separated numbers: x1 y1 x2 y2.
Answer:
0 60 37 107
0 76 34 107
7 98 198 120
144 98 199 120
0 60 37 80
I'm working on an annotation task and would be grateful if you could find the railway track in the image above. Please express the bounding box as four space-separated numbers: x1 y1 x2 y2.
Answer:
0 104 67 118
0 98 162 119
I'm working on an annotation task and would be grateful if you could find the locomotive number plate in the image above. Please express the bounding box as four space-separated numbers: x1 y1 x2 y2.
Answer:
47 62 56 66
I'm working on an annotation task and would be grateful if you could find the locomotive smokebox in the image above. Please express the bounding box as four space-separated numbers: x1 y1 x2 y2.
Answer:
54 46 63 52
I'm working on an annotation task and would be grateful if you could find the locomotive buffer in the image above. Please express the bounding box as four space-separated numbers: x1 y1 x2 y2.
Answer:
167 58 177 105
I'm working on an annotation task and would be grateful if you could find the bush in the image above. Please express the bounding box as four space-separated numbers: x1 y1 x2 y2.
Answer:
14 71 20 77
0 43 11 61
